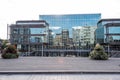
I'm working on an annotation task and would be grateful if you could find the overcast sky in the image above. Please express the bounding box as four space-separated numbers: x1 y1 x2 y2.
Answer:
0 0 120 39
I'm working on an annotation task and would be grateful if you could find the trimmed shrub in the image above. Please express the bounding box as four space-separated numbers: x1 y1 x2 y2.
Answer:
89 43 108 60
1 53 19 59
1 45 19 59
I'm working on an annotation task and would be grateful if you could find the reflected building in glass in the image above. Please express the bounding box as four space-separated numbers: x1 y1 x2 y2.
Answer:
72 26 97 47
39 14 101 38
8 20 49 54
96 19 120 50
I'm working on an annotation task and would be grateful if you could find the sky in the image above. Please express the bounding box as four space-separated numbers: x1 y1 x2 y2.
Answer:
0 0 120 39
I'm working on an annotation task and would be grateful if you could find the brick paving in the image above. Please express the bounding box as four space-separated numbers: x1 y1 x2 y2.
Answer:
0 57 120 73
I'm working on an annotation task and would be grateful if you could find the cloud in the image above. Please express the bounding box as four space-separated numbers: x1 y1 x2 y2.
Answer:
51 32 55 35
72 26 82 29
49 26 61 30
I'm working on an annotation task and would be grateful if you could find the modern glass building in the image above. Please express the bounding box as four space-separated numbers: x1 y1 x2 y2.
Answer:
39 13 101 38
8 20 49 55
96 19 120 50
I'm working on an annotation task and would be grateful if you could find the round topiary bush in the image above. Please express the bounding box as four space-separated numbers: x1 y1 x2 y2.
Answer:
89 43 108 60
1 45 19 59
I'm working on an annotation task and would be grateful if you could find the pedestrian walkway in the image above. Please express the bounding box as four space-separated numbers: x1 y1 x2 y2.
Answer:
0 57 120 73
0 74 120 80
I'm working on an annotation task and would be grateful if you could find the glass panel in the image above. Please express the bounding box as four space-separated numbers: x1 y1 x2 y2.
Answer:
30 28 46 34
106 35 120 42
112 35 120 41
40 14 101 38
109 27 120 34
13 28 18 34
19 28 24 34
30 36 45 43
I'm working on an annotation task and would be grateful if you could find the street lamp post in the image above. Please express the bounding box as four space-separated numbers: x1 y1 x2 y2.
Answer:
42 43 43 56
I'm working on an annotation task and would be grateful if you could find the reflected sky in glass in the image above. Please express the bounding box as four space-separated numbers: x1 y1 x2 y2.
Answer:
39 14 101 37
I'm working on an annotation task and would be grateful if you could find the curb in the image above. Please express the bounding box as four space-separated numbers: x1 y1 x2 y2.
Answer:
0 71 120 74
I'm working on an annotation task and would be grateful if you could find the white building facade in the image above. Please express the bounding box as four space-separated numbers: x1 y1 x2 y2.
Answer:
72 26 97 47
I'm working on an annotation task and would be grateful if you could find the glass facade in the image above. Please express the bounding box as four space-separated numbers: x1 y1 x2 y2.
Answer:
30 28 47 34
109 27 120 34
11 27 30 44
96 19 120 44
11 27 48 44
9 20 49 52
39 14 101 38
30 36 47 43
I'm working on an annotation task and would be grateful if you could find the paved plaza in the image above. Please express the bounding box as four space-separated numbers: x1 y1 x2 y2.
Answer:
0 57 120 73
0 57 120 80
0 74 120 80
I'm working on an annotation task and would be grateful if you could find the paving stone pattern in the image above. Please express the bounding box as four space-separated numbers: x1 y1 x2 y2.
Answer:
0 57 120 72
0 74 120 80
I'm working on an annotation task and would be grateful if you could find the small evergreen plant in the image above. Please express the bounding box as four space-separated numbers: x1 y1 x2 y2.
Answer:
1 45 19 59
89 43 108 60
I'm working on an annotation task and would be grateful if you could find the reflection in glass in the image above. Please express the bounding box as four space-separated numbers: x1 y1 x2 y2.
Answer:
109 27 120 34
30 36 45 43
30 28 46 34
